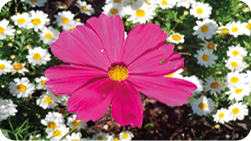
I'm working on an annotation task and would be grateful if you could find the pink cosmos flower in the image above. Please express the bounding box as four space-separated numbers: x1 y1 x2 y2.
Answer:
45 14 197 127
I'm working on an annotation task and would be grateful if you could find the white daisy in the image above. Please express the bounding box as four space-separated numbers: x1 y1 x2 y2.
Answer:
66 132 85 141
167 33 185 44
226 45 247 59
199 40 217 51
119 131 134 141
26 47 51 66
183 75 203 95
157 0 177 9
9 77 35 98
228 102 248 121
226 85 250 101
67 114 88 131
63 21 84 31
103 3 125 17
165 69 183 79
92 132 109 140
225 72 248 88
194 49 218 67
59 95 70 106
0 99 17 121
11 62 29 75
203 77 224 95
227 21 245 37
225 57 246 72
21 0 47 7
75 0 95 16
39 27 59 45
0 59 12 75
36 91 58 109
190 2 212 19
193 19 217 40
191 96 215 116
246 71 251 89
213 108 229 124
41 112 65 130
242 19 251 35
46 125 69 141
11 13 30 28
56 1 68 9
27 10 50 32
0 19 15 40
54 11 75 29
176 0 195 8
29 134 41 141
126 2 156 24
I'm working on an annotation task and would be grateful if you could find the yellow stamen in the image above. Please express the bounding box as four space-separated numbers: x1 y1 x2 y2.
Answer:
32 18 41 25
44 97 52 103
207 43 215 49
165 73 174 77
71 120 80 126
161 0 168 5
235 88 242 94
196 8 203 14
232 50 239 56
41 80 47 85
218 113 224 118
114 137 119 140
53 130 62 136
210 82 219 89
246 23 251 29
0 27 5 33
231 27 238 32
97 136 103 140
231 62 238 67
230 77 239 83
202 54 209 61
135 9 145 17
0 64 6 70
110 8 118 15
17 18 26 24
108 65 128 81
45 33 52 39
172 35 181 41
53 94 59 97
62 18 69 24
81 6 88 11
33 53 41 60
232 108 239 115
198 102 206 109
122 133 129 139
17 84 27 92
114 0 122 2
47 122 57 129
201 25 209 33
221 29 229 34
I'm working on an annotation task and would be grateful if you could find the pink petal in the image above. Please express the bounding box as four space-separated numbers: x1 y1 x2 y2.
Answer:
44 65 107 95
111 81 143 127
85 14 124 64
127 75 197 105
121 22 167 65
51 25 110 70
68 78 115 123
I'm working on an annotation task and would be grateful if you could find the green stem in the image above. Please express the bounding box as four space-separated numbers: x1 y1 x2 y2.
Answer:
59 120 82 141
74 11 81 17
8 117 19 140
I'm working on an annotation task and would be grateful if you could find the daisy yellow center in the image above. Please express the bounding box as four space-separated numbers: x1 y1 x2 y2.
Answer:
30 0 38 2
60 3 67 7
62 17 69 24
246 23 251 29
231 27 238 33
41 80 47 85
53 94 59 97
71 120 80 126
172 35 181 41
165 73 174 77
232 50 239 56
235 88 242 94
145 1 150 5
63 99 67 102
45 33 52 39
114 0 122 2
33 53 41 60
17 18 26 24
32 18 41 25
70 28 74 31
13 64 23 70
0 27 4 33
17 84 27 92
53 130 62 137
231 62 238 67
110 8 118 14
135 9 145 17
161 0 168 5
232 108 239 115
196 8 203 14
108 65 128 81
72 139 79 141
218 113 224 118
0 64 6 70
201 25 209 33
97 136 103 140
221 29 229 34
230 77 239 83
198 102 207 109
210 82 219 89
202 54 209 61
44 96 52 103
47 122 57 129
122 133 129 139
114 137 119 140
207 43 215 49
81 6 88 11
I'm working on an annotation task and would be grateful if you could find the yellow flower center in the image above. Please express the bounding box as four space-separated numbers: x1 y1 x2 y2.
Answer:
235 88 242 94
97 136 103 140
246 23 251 29
53 94 59 97
161 0 168 5
172 35 181 41
218 113 224 118
72 139 79 141
198 102 207 109
135 9 145 17
32 18 41 25
231 27 238 33
45 33 52 39
81 6 88 11
33 53 41 60
70 28 74 31
114 0 122 2
44 96 52 103
230 77 239 83
0 27 5 33
202 54 209 61
122 133 129 139
207 43 215 49
0 64 6 70
71 120 80 126
231 62 238 67
165 73 174 77
110 8 118 15
17 18 26 24
41 80 47 85
62 17 69 24
17 84 27 92
13 64 23 70
232 50 239 56
210 82 219 89
30 0 38 2
232 108 239 115
47 122 57 129
114 137 119 140
221 29 229 34
201 25 209 33
60 3 67 7
108 65 128 81
53 130 62 137
196 8 203 14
